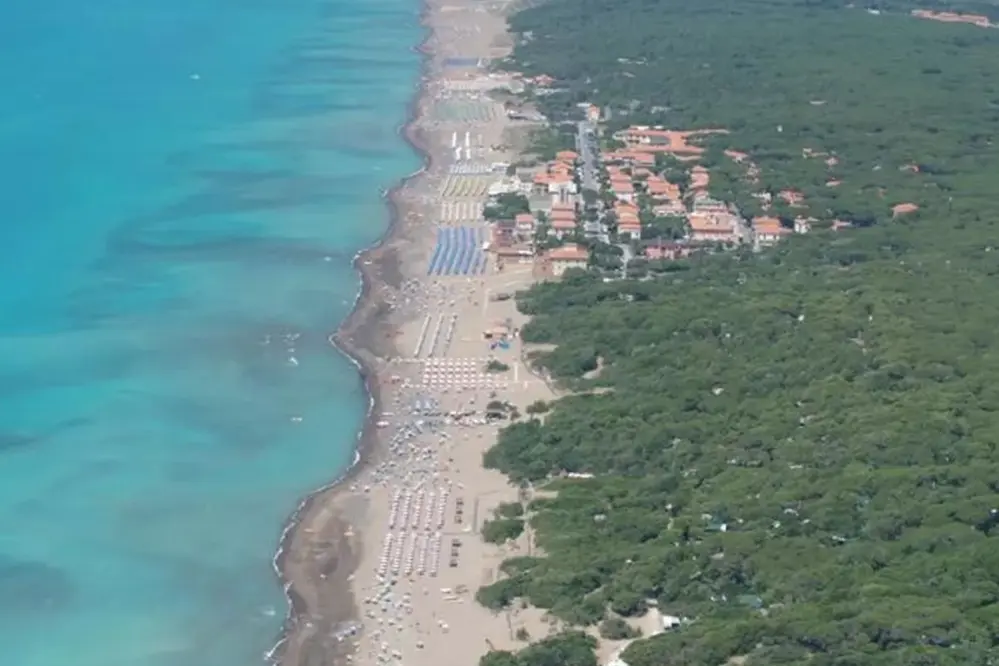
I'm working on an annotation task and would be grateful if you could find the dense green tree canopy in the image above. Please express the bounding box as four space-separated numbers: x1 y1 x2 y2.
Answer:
475 0 999 663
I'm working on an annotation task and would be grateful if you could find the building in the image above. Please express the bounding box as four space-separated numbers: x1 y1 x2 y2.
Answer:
752 216 792 247
794 216 816 234
610 179 635 202
532 158 578 196
779 189 806 207
487 175 531 197
533 171 577 196
689 165 710 193
653 200 687 217
551 217 578 237
514 213 536 236
555 150 579 163
688 211 739 244
544 244 590 276
491 219 517 246
644 241 693 261
601 150 656 168
645 176 681 201
493 245 534 270
911 9 991 27
618 217 642 238
612 126 728 156
549 203 578 238
691 196 729 215
614 201 639 219
585 104 601 123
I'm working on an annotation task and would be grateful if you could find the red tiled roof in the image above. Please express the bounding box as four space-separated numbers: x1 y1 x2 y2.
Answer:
753 216 790 235
548 244 589 261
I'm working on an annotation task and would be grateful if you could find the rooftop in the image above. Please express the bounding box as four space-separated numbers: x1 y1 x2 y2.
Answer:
753 216 791 235
547 244 590 261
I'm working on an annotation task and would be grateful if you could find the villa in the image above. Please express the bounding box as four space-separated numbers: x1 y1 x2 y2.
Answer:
645 176 681 201
645 241 693 261
753 216 792 248
543 243 590 276
911 9 991 27
610 179 635 202
688 211 739 244
612 126 728 156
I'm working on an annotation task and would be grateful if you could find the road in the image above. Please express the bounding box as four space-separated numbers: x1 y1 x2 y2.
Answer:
576 119 610 242
575 120 599 192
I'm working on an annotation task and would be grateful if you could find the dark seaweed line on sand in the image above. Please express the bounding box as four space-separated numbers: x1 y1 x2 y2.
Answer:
266 11 437 666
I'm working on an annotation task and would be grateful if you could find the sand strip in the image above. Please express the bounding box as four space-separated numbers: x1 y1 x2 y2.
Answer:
272 1 557 666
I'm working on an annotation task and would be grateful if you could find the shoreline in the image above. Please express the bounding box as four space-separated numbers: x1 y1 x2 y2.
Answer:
272 1 555 665
269 4 437 664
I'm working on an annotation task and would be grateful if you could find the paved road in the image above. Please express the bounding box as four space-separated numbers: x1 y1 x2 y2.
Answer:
576 120 599 192
576 120 610 242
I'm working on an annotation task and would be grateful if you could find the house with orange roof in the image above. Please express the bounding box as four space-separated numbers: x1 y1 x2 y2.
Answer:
691 196 729 215
491 220 516 247
529 74 556 87
645 241 693 261
551 161 574 175
653 201 687 218
551 217 578 236
610 179 635 202
532 162 577 196
556 150 579 163
753 216 792 248
688 211 738 244
614 201 639 216
602 150 656 168
646 176 682 201
689 166 710 193
585 105 601 123
613 201 641 237
628 152 650 166
618 219 642 239
543 243 590 276
892 202 920 217
613 126 728 156
779 189 806 207
514 213 536 235
911 9 991 27
493 245 534 260
549 203 578 238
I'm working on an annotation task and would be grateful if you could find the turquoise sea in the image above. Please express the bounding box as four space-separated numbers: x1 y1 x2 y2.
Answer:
0 0 421 663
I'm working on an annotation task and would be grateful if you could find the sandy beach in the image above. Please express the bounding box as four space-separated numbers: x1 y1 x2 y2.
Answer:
273 0 561 665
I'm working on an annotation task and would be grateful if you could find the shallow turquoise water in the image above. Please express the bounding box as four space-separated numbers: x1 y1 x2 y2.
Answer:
0 0 421 663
